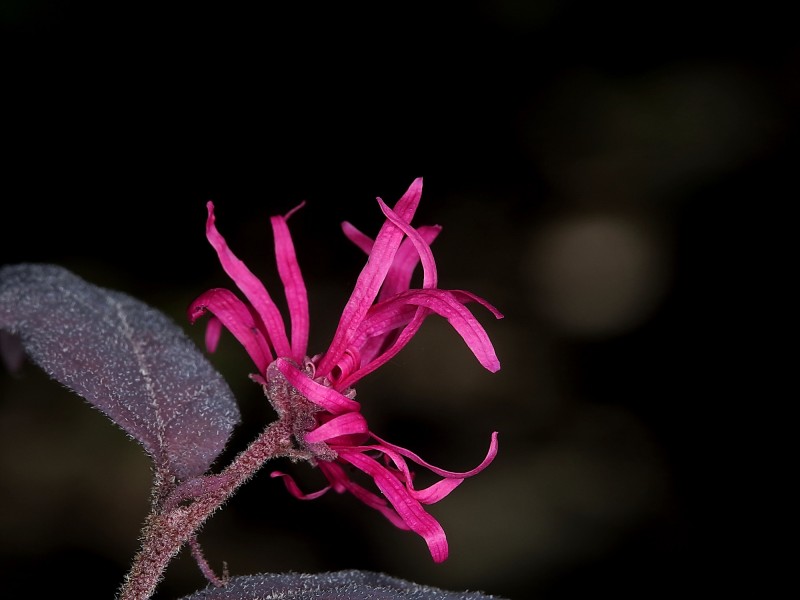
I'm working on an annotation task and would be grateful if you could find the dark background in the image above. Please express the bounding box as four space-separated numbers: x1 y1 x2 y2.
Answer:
1 2 792 598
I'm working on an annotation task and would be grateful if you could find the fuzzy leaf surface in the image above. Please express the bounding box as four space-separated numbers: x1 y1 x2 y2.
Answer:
178 570 505 599
0 263 240 479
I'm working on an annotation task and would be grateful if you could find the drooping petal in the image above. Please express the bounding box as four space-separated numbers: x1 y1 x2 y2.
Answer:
275 358 360 415
337 288 501 388
449 290 505 319
344 443 464 505
319 462 410 530
349 432 500 504
189 288 273 374
270 471 331 500
317 179 424 378
381 289 502 371
204 201 292 358
270 203 309 361
339 449 450 563
373 431 500 480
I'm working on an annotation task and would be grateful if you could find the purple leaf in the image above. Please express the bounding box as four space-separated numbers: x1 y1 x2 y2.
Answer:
0 263 240 480
178 571 506 599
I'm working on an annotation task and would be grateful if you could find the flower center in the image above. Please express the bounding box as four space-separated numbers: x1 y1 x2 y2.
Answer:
263 358 338 462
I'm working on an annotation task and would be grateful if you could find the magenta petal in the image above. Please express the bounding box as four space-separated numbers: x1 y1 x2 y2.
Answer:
339 449 449 563
380 225 442 300
348 304 418 368
344 442 464 504
373 289 501 373
450 290 505 319
270 208 309 360
204 316 223 353
338 309 428 388
346 433 497 504
339 288 502 388
376 198 437 289
204 201 292 358
189 288 273 373
319 462 409 530
373 431 500 480
304 412 368 444
275 358 361 415
407 479 464 504
317 179 424 378
341 221 374 254
270 471 331 500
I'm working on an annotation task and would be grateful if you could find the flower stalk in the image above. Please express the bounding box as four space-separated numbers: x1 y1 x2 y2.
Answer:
117 418 300 600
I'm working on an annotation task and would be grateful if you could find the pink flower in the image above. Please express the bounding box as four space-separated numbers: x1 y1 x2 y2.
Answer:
188 178 502 562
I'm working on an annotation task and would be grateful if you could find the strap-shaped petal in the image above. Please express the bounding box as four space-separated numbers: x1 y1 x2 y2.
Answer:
377 198 437 289
342 221 442 300
304 412 368 444
270 471 331 500
337 432 497 504
380 225 442 300
270 204 309 361
275 358 360 415
204 201 292 358
373 431 500 480
338 288 501 388
318 462 409 530
382 289 501 371
189 288 273 373
317 179 423 378
341 221 374 254
339 449 450 563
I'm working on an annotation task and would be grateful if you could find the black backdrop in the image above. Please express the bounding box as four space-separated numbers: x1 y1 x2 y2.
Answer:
1 2 791 598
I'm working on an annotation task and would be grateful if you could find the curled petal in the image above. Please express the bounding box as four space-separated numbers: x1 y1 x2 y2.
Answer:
329 347 360 386
339 449 449 563
377 198 437 289
304 412 369 444
352 432 499 504
189 288 273 374
204 201 291 358
275 358 360 415
381 225 442 300
373 431 500 480
335 432 497 505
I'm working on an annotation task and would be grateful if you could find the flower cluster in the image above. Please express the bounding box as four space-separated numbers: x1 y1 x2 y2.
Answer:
188 178 502 562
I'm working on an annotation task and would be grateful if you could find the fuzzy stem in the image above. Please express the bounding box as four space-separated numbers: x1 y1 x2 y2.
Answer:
189 535 226 587
116 419 296 600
